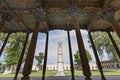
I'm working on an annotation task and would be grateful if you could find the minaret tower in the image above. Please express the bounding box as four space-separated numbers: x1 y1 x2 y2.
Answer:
57 42 64 71
56 42 65 76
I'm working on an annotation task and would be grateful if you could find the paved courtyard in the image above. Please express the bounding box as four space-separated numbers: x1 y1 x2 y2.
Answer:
0 76 120 80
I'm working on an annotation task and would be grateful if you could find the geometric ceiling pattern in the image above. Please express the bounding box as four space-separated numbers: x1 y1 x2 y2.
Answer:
0 0 120 33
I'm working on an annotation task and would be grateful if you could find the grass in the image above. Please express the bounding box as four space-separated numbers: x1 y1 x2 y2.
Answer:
64 70 120 76
0 70 57 78
0 70 120 78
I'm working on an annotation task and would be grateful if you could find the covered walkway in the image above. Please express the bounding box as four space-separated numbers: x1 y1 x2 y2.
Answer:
0 0 120 80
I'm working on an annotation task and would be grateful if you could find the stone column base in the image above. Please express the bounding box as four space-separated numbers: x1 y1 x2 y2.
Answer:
21 76 30 80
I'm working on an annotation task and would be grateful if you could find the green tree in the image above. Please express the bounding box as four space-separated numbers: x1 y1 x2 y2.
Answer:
35 52 44 70
4 33 29 71
0 61 2 67
74 50 92 65
90 32 120 60
0 33 7 46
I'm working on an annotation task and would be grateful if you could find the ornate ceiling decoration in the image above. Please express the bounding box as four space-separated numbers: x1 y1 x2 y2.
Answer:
0 0 120 33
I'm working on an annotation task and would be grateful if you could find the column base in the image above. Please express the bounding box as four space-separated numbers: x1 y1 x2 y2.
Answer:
13 77 17 80
84 77 92 80
101 76 106 80
21 76 30 80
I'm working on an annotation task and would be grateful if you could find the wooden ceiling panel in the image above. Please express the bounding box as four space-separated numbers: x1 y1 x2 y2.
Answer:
0 0 119 33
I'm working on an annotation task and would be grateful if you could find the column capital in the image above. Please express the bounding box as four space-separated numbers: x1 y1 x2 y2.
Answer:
34 8 46 21
68 6 79 19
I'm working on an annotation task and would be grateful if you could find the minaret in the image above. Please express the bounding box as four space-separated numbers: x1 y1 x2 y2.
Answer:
56 42 65 76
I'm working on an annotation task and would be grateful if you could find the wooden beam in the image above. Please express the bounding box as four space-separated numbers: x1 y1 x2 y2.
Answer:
41 32 49 80
88 32 106 80
15 14 31 31
21 21 40 80
38 0 49 32
73 19 92 80
102 0 112 9
2 0 31 31
88 0 112 31
13 33 29 80
112 22 120 38
107 32 120 59
0 33 10 56
67 31 75 80
42 20 49 32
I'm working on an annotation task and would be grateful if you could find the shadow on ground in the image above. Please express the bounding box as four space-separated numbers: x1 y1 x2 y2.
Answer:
0 76 120 80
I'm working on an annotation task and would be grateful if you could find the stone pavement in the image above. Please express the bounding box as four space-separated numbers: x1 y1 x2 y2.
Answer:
0 76 120 80
55 71 65 76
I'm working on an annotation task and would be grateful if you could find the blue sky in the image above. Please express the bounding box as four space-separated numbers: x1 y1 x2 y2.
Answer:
34 30 109 64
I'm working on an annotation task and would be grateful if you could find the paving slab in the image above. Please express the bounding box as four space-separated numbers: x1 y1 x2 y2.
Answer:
55 71 65 76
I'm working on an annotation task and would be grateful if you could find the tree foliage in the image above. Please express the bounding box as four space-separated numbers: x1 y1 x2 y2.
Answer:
0 33 7 46
90 32 120 60
4 33 28 67
35 52 44 70
74 50 92 65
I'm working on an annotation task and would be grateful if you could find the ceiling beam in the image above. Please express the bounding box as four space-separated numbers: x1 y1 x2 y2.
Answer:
15 14 31 31
88 0 112 32
1 0 31 32
38 0 49 32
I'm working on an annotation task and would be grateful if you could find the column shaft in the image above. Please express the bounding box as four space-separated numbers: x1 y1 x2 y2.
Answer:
112 22 120 38
88 32 106 80
0 33 11 56
42 32 49 80
73 19 91 80
13 33 29 80
107 32 120 58
21 21 40 80
67 31 75 80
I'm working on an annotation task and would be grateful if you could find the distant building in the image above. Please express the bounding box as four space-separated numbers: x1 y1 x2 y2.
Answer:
32 64 39 71
32 63 98 71
101 60 120 70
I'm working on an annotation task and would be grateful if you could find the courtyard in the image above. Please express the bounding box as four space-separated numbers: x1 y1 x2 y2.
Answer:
0 0 120 80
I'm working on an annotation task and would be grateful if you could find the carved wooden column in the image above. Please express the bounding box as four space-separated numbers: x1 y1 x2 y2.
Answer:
88 32 106 80
0 20 5 32
21 21 40 80
73 19 92 80
67 31 75 80
68 6 91 79
112 22 120 38
107 32 120 58
0 33 11 56
13 33 29 80
42 32 49 80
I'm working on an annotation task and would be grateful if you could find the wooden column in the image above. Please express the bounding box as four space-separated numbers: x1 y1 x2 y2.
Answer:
88 32 106 80
0 33 11 56
67 31 75 80
0 20 5 32
112 22 120 38
21 21 40 80
73 19 92 80
42 32 49 80
107 32 120 58
13 33 29 80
